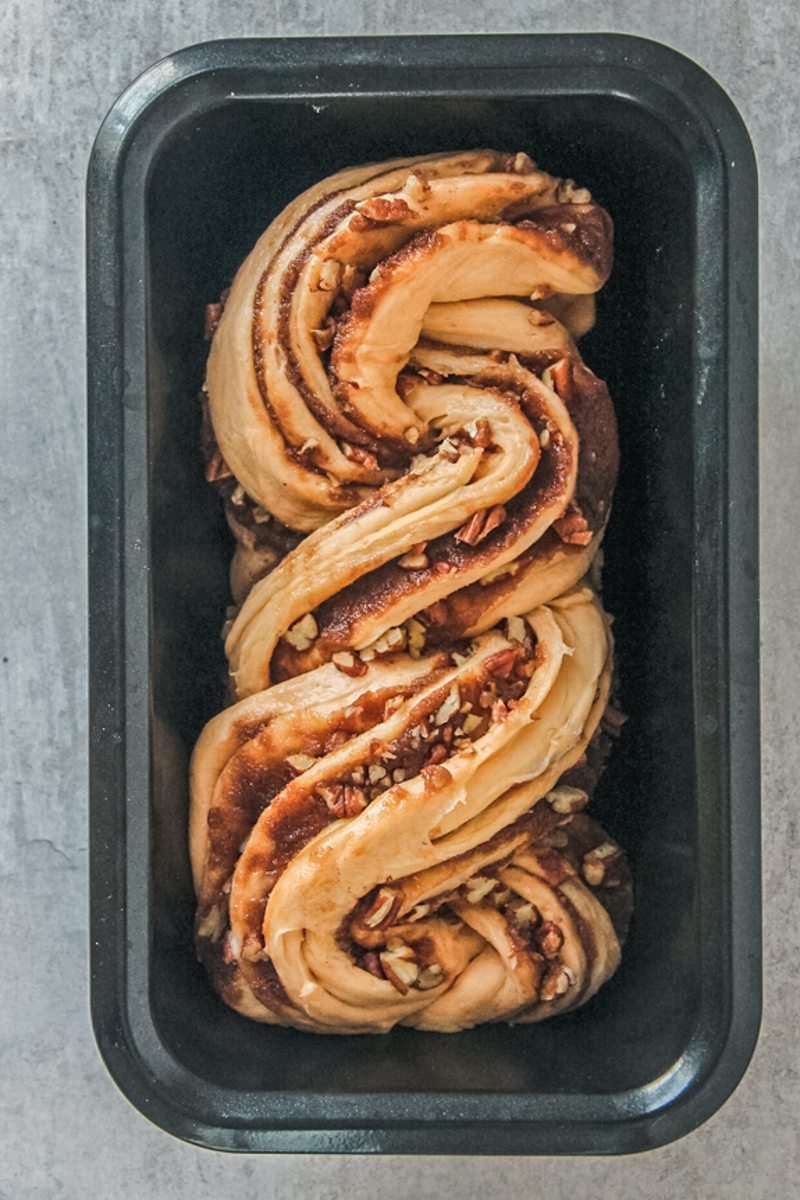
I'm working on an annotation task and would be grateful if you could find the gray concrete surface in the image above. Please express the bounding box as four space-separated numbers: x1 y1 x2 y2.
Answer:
1 1 797 1196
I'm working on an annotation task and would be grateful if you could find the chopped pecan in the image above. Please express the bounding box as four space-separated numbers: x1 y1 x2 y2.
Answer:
557 180 591 204
398 550 429 569
284 612 318 651
486 648 520 678
380 953 419 994
539 962 571 1001
553 507 593 546
316 258 344 292
425 743 449 767
508 151 536 174
311 317 336 351
582 842 623 887
342 786 368 817
341 442 379 471
331 651 368 678
354 196 413 224
546 785 589 815
532 849 576 887
534 920 564 959
506 898 540 929
454 504 507 546
362 887 403 930
546 358 573 402
417 963 444 990
468 418 492 448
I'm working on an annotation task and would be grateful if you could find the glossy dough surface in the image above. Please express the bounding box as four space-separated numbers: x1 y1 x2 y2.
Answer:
191 150 632 1033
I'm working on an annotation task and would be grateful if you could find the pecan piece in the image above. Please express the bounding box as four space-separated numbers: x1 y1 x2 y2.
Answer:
547 357 573 402
362 887 403 930
553 507 593 546
454 504 507 546
342 786 368 818
467 417 492 448
331 651 368 677
284 612 318 651
539 962 572 1001
545 785 589 815
531 849 576 886
534 920 564 959
311 317 336 351
341 442 379 471
582 842 623 887
354 196 413 224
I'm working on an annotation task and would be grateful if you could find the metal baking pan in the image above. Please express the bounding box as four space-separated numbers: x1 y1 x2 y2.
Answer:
87 33 760 1154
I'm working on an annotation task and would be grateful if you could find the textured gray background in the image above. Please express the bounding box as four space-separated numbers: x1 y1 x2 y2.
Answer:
1 1 797 1196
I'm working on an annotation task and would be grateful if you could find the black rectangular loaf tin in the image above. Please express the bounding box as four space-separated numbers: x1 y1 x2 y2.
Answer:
87 34 760 1154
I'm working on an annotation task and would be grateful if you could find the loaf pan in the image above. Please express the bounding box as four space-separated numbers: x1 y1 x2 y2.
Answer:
87 33 760 1154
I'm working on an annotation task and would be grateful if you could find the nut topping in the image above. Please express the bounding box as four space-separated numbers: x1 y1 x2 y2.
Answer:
464 876 496 904
316 258 344 292
531 849 576 886
286 753 317 772
405 617 426 658
379 938 420 993
434 687 461 727
465 417 492 448
417 963 444 989
582 842 622 886
363 887 402 929
454 504 507 546
553 507 593 546
341 442 379 470
398 551 429 570
539 962 571 1001
311 318 336 351
354 196 413 224
331 651 368 677
284 612 319 651
507 898 539 929
546 785 589 815
511 151 536 174
556 180 591 204
535 920 565 959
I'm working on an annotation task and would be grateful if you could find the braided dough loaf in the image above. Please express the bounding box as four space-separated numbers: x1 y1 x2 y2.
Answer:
191 150 631 1033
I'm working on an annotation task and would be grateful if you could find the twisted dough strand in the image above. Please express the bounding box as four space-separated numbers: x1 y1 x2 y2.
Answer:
192 151 631 1033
